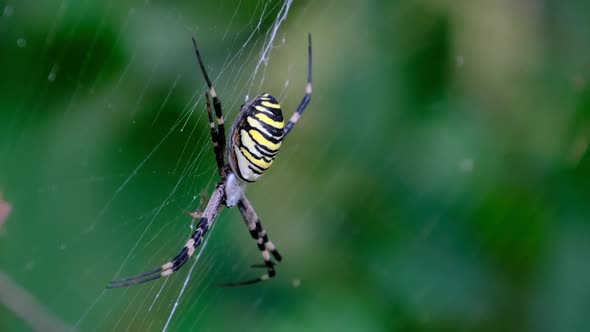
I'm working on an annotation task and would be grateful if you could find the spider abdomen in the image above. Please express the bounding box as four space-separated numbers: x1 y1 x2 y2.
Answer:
229 93 284 182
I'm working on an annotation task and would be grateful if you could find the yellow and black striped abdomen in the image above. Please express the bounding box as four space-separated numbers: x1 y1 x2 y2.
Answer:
228 93 285 182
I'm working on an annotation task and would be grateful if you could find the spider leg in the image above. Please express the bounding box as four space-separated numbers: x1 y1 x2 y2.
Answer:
253 220 282 262
239 196 282 261
283 33 312 138
107 218 210 288
193 37 226 174
205 93 225 176
219 196 281 287
107 186 225 288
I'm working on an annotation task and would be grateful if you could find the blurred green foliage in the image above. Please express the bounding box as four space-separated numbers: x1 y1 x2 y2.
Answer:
1 0 590 331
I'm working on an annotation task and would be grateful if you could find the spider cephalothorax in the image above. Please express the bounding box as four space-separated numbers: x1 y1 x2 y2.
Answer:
108 33 312 288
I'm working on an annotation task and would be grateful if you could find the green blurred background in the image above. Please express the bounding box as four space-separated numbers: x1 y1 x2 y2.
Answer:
2 0 590 331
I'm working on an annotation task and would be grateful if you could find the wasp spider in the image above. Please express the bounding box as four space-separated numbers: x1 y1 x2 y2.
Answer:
107 34 312 288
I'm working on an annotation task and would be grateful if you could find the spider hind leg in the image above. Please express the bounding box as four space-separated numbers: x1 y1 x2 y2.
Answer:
219 197 281 287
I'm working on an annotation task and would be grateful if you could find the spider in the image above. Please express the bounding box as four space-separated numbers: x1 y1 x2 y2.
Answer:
107 33 312 288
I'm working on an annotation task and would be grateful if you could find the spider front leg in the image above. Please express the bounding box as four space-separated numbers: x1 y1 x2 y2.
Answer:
193 37 227 176
205 93 225 176
283 33 313 138
220 196 282 287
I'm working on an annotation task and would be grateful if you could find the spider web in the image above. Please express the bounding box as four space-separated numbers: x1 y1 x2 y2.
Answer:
80 1 297 330
0 0 312 331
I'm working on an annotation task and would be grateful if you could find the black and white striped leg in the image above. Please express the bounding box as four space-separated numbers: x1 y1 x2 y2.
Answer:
205 93 225 176
220 196 282 287
107 186 225 288
107 218 210 288
192 37 226 172
239 196 282 262
283 33 313 138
